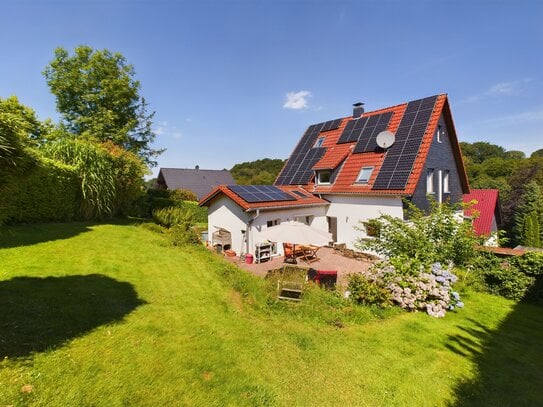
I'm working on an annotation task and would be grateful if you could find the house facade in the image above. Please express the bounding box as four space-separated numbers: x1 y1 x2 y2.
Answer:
200 94 470 257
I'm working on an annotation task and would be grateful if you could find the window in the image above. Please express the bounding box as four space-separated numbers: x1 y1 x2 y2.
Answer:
427 169 435 193
316 170 331 184
314 137 325 148
356 166 374 184
443 170 450 193
436 125 444 143
266 219 280 228
295 215 313 225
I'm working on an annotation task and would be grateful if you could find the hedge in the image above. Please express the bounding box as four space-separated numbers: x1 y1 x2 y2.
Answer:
0 157 79 224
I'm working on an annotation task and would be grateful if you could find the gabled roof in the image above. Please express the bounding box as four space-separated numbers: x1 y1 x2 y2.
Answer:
274 94 469 196
199 185 329 212
463 189 501 236
158 167 236 200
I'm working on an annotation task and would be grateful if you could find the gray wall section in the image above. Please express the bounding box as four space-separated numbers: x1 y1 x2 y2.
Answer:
410 115 464 212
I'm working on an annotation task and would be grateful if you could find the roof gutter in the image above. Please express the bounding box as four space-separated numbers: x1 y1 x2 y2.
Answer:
244 202 329 212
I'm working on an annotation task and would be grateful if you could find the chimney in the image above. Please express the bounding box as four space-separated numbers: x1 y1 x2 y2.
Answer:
353 102 365 118
195 165 199 170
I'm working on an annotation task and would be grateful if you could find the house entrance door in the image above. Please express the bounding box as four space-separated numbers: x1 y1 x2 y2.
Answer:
327 216 337 242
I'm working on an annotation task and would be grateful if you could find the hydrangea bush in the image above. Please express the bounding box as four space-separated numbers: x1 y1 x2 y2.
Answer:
348 261 464 318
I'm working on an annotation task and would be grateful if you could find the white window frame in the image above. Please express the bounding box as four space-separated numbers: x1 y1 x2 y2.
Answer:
355 166 374 184
443 170 450 193
316 170 331 185
427 169 435 194
314 137 325 148
436 125 443 143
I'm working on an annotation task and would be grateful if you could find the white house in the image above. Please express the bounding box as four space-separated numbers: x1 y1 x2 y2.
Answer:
199 94 470 258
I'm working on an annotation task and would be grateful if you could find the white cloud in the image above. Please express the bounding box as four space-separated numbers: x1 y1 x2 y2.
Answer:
487 78 533 95
283 90 312 110
459 78 534 104
482 107 543 125
153 121 182 139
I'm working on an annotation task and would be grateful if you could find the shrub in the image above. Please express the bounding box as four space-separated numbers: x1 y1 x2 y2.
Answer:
510 252 543 277
347 274 392 307
179 200 208 223
471 253 536 301
152 206 194 228
168 223 200 246
138 222 166 234
357 200 478 267
171 188 197 202
145 188 207 220
0 156 79 224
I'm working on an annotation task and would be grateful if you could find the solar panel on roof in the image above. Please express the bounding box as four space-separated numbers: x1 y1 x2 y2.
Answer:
353 112 393 153
228 185 296 203
337 117 368 144
275 120 329 185
372 95 438 190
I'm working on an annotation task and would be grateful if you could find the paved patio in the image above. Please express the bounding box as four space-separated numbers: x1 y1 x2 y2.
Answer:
222 246 374 286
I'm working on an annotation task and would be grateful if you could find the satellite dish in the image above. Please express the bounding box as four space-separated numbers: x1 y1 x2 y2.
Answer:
376 131 395 149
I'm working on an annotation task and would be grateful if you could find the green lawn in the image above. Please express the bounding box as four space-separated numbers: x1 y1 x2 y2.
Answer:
0 222 541 406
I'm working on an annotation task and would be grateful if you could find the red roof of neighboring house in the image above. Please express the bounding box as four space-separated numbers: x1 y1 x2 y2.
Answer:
274 94 469 196
199 185 329 211
463 189 501 236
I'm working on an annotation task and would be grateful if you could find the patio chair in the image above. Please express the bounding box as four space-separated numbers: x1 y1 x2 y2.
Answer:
299 245 320 263
283 243 297 264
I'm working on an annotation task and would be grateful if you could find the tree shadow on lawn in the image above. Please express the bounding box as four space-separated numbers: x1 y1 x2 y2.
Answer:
447 279 543 406
0 219 137 249
0 274 146 359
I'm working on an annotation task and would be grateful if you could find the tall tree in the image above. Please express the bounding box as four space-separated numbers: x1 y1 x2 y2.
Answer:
460 141 506 164
43 46 162 165
513 180 543 247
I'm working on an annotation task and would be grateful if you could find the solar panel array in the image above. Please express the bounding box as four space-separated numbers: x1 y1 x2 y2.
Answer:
275 118 342 185
228 185 296 203
353 112 393 153
372 95 438 190
336 112 393 147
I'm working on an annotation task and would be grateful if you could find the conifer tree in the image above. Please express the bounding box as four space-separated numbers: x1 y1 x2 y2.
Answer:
514 180 543 247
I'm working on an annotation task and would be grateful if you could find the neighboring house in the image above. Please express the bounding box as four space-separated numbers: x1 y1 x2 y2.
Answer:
157 166 236 200
463 189 502 246
200 94 470 257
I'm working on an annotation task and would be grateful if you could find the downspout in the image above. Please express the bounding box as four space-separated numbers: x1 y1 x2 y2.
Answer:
438 170 443 204
246 209 260 255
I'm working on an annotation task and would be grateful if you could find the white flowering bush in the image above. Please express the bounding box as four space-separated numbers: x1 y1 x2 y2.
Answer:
348 261 464 318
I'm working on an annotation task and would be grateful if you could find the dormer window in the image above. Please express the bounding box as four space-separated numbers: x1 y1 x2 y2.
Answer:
436 125 444 143
356 166 374 184
314 137 325 148
316 170 331 185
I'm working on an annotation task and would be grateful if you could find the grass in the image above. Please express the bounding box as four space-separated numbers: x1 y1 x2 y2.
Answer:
0 221 541 406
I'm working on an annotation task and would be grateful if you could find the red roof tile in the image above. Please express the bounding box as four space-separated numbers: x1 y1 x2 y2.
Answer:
463 189 500 236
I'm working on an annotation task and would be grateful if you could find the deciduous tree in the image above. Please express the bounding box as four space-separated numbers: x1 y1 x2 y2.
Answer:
43 46 162 165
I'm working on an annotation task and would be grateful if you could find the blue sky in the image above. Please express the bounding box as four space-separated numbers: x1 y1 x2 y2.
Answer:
1 0 542 177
